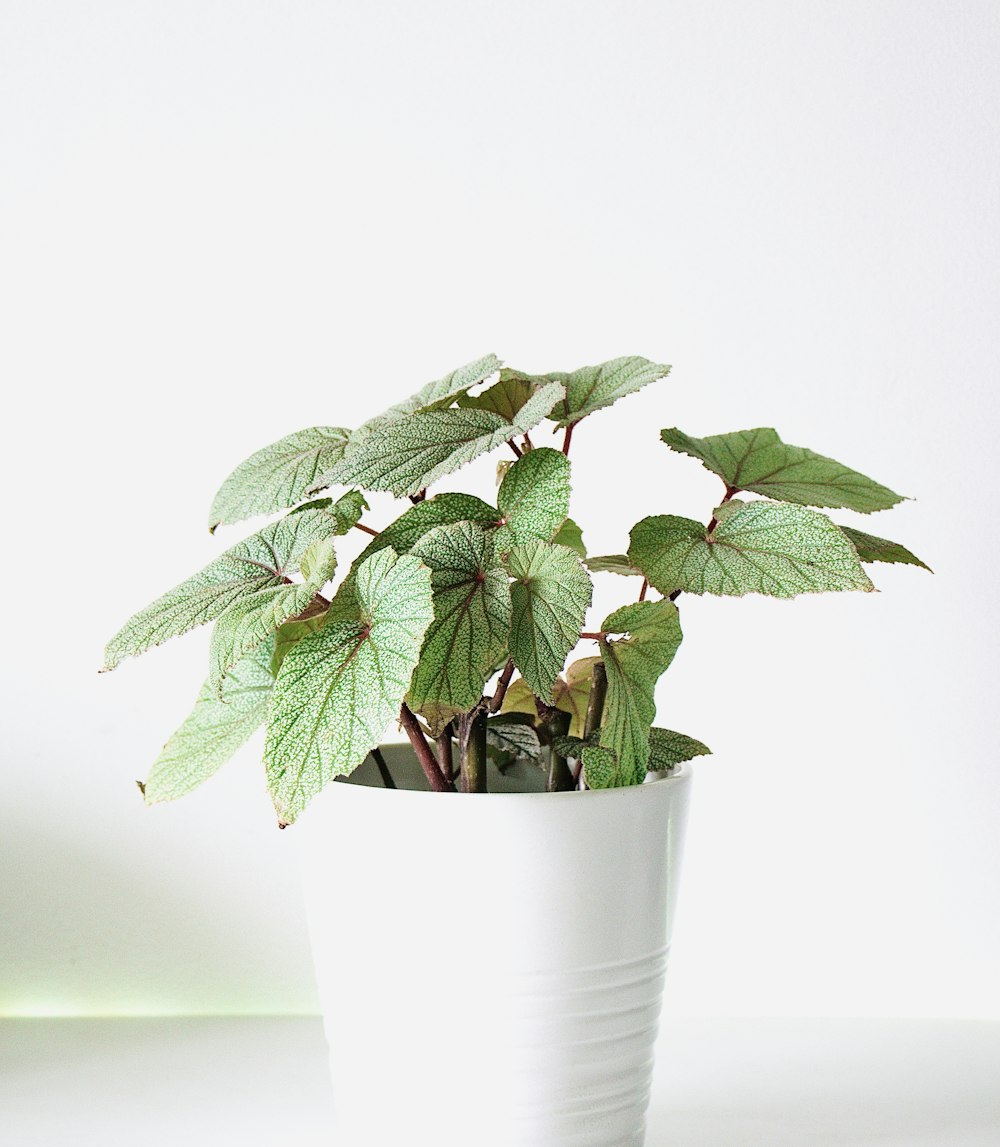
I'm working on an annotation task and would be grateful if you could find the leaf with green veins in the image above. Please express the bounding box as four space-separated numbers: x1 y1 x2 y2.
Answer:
506 540 593 701
208 537 338 696
143 641 275 804
321 381 566 498
103 508 340 671
459 369 537 420
353 493 500 567
660 427 904 513
628 501 875 598
512 357 670 427
265 548 434 824
648 727 711 769
551 517 586 557
840 526 932 571
208 427 351 532
586 553 644 576
290 489 368 534
406 521 512 728
599 599 683 784
359 354 502 430
551 733 594 759
495 448 571 550
485 714 542 760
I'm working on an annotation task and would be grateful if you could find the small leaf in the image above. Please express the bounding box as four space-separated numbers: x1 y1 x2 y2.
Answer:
647 726 711 770
265 547 434 824
599 599 683 784
143 642 275 804
515 357 670 427
323 381 566 498
556 657 600 736
103 508 339 671
407 521 512 728
499 676 537 717
586 554 644 576
628 501 875 598
551 517 586 557
660 427 905 513
506 540 592 701
291 489 368 534
486 715 542 760
209 427 351 532
495 447 571 550
580 744 621 789
840 526 932 571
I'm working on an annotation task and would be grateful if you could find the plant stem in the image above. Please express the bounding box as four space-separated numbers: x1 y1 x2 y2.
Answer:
583 661 608 741
638 578 648 601
436 726 454 783
540 708 573 792
489 659 516 713
561 421 576 456
369 746 396 789
706 486 737 534
522 431 534 451
579 630 605 641
459 708 488 794
409 489 427 505
399 704 453 793
354 522 380 537
508 439 523 459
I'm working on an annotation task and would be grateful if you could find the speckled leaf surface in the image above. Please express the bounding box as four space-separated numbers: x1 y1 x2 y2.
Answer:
629 501 874 598
533 357 671 427
840 526 931 571
648 726 711 769
323 381 566 497
458 369 536 420
495 447 571 550
143 641 275 804
598 599 683 784
406 521 512 728
264 548 433 824
360 354 501 430
208 537 337 695
506 540 592 701
208 427 351 531
660 427 904 513
290 489 368 534
485 715 542 760
353 493 499 566
103 508 339 671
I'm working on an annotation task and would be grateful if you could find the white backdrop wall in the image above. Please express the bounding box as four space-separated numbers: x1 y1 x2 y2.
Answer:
2 0 998 1020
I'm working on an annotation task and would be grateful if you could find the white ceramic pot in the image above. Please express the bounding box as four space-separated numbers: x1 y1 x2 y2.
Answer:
295 744 692 1147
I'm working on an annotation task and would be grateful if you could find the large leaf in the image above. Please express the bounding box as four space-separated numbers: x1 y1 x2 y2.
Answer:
103 508 339 671
360 354 502 430
598 599 683 785
517 357 670 427
407 521 512 727
208 427 351 532
628 501 875 598
840 526 931 571
660 427 904 513
321 381 566 498
506 540 592 701
264 548 434 824
495 447 571 550
208 537 338 695
143 641 275 804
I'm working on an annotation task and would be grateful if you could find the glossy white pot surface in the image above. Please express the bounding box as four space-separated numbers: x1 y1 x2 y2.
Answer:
295 745 692 1147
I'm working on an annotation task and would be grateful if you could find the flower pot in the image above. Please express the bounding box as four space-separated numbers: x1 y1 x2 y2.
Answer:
294 743 692 1147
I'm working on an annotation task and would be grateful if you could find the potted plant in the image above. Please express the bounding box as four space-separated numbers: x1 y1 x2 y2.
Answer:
103 354 928 1146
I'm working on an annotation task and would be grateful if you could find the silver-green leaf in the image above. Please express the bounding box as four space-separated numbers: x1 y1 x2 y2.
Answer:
359 354 502 430
485 715 542 760
495 447 572 550
522 357 670 427
585 554 644 576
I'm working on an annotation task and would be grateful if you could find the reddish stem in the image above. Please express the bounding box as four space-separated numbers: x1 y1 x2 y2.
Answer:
354 522 380 537
638 578 648 601
489 659 516 713
561 421 576 456
508 439 523 459
399 705 453 792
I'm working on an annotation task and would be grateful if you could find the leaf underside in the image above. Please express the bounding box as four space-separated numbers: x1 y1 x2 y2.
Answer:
551 517 586 557
840 526 931 571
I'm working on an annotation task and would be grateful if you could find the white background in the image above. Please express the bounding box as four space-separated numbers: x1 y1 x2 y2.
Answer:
1 0 997 1022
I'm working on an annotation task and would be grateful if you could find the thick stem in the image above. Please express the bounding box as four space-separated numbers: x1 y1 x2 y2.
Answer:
399 705 453 793
540 708 573 792
508 439 523 459
436 726 454 783
369 746 396 789
561 421 576 456
459 708 488 794
489 659 516 713
583 661 608 741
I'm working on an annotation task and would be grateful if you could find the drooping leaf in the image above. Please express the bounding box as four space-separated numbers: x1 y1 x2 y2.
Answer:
459 369 537 420
647 727 712 770
840 526 931 571
660 427 904 513
556 656 601 736
551 517 586 557
291 489 368 534
506 540 592 701
586 553 644 576
628 501 874 598
208 427 351 532
321 381 566 498
208 537 338 695
143 641 275 804
598 599 683 785
360 354 502 430
406 521 512 728
485 714 542 760
103 508 339 671
495 447 571 550
264 548 434 824
514 357 670 427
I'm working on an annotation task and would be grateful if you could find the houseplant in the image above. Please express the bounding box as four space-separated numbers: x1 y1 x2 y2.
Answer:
103 354 928 1145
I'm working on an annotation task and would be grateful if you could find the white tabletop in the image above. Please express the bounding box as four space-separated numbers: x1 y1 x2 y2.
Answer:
3 1017 998 1146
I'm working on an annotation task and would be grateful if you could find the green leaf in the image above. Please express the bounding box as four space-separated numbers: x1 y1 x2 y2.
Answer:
323 381 566 498
458 369 536 420
354 493 500 566
628 501 875 598
585 554 644 576
103 508 339 671
270 612 327 677
660 427 904 513
648 727 711 769
208 427 351 532
360 354 502 429
557 656 600 736
143 641 275 804
598 599 683 785
580 745 622 790
524 357 670 427
495 447 572 550
208 537 338 695
291 489 368 534
406 521 512 727
840 526 932 571
551 517 586 557
264 547 434 824
485 714 542 760
506 540 593 701
499 676 537 717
